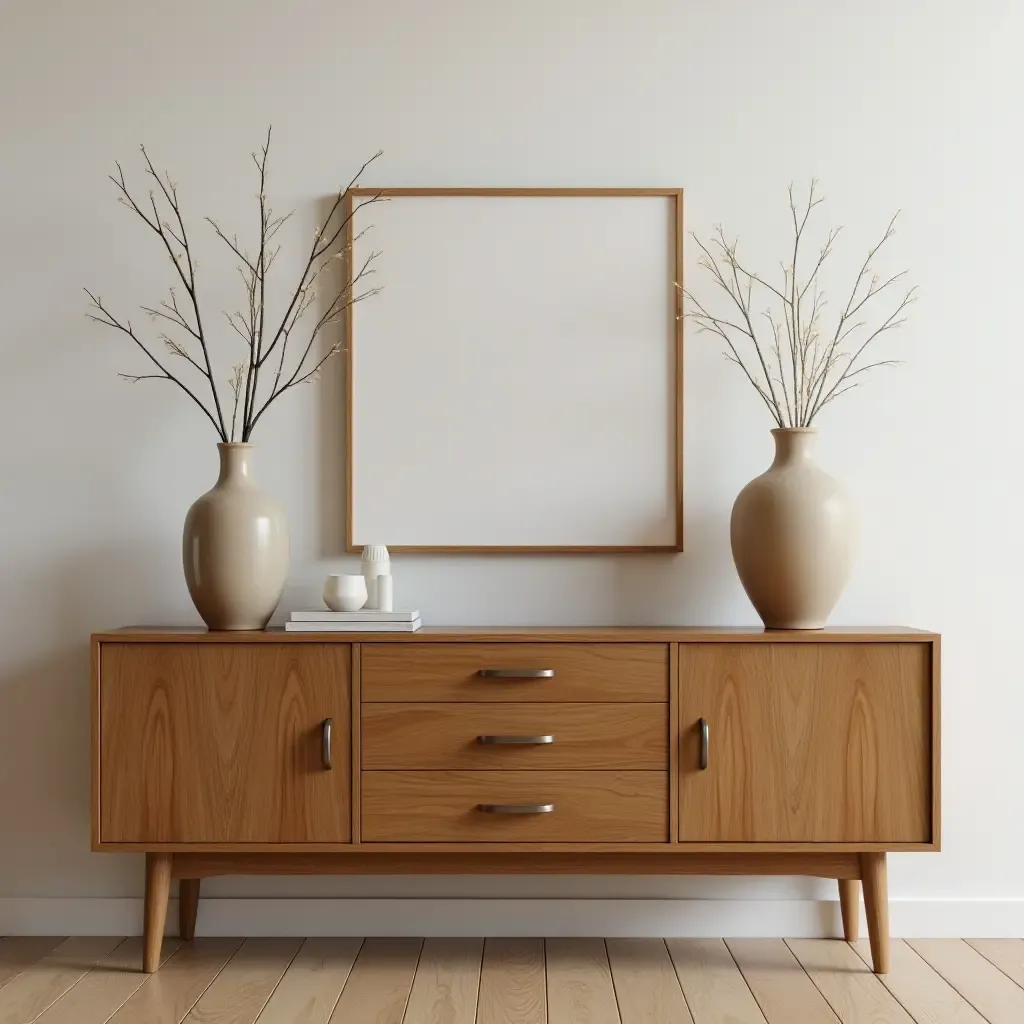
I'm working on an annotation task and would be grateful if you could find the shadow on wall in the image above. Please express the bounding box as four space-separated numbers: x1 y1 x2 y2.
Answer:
317 193 350 560
0 646 94 890
0 544 172 895
313 300 745 624
611 512 739 626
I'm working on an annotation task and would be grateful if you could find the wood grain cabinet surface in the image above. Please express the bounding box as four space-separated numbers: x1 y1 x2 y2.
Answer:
362 702 668 770
362 770 668 842
361 642 669 702
98 643 352 844
91 625 939 976
678 643 933 843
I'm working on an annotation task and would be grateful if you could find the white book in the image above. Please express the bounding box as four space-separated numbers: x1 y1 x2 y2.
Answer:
284 619 422 633
290 609 420 623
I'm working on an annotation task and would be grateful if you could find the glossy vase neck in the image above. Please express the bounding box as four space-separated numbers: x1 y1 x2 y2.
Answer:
216 443 256 486
770 428 817 468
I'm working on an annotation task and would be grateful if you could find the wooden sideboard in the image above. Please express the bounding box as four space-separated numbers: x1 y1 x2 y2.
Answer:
91 626 940 974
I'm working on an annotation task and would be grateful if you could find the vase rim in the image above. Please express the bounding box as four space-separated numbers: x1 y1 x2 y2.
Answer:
217 441 256 448
771 427 818 434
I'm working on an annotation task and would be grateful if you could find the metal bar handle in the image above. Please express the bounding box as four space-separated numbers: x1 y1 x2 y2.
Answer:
477 735 555 745
321 718 333 771
699 717 709 771
477 668 556 679
477 803 555 814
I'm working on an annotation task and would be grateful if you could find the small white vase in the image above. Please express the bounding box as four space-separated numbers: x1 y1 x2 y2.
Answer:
182 444 289 630
324 574 368 612
360 544 390 609
730 428 857 630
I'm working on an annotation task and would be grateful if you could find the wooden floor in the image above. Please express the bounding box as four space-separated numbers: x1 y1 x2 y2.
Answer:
1 935 1023 1023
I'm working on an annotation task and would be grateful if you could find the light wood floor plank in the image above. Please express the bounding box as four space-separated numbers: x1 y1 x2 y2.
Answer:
476 938 546 1024
907 939 1024 1024
666 939 767 1024
33 937 181 1024
0 938 65 991
787 939 915 1023
545 938 620 1024
183 938 301 1024
327 938 422 1024
727 939 840 1024
0 936 124 1024
606 938 692 1024
254 938 362 1024
401 937 483 1024
965 939 1024 990
850 938 988 1024
10 937 1018 1024
107 938 243 1024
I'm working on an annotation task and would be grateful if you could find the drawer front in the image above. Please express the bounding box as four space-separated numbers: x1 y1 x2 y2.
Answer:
99 643 352 844
362 771 667 842
362 703 667 769
361 644 668 702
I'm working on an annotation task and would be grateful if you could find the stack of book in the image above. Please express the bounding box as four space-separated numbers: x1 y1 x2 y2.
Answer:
284 609 422 632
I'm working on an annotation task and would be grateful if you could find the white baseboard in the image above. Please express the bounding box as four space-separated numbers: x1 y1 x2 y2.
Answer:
1 898 1022 938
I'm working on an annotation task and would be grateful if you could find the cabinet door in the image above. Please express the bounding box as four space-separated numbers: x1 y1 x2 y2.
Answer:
679 644 932 843
100 644 351 844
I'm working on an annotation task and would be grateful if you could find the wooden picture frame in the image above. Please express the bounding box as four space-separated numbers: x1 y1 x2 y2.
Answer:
343 187 684 554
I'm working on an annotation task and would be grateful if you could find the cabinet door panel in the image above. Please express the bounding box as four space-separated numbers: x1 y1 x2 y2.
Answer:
679 644 931 843
100 644 351 843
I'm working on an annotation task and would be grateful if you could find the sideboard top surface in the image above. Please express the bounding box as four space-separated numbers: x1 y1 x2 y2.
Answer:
93 625 938 643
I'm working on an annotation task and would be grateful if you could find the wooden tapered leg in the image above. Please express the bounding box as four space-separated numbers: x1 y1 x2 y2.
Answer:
860 852 889 974
143 853 172 973
838 878 860 941
178 878 200 940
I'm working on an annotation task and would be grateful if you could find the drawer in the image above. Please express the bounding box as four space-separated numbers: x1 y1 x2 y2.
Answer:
361 644 668 702
362 703 667 769
362 771 668 842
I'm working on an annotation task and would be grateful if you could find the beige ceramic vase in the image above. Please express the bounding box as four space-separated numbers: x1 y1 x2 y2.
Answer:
730 428 857 629
182 444 289 630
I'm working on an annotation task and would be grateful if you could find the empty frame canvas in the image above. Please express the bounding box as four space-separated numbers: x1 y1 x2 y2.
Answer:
345 188 683 552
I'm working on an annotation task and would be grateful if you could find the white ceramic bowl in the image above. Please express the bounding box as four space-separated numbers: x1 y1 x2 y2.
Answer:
323 574 368 612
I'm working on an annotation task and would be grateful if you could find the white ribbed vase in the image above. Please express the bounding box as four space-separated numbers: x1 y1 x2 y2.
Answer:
360 544 390 610
730 428 857 630
182 444 289 630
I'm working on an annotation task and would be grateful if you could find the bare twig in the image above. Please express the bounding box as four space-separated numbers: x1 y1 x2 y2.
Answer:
228 362 246 442
805 287 916 422
86 131 384 442
138 146 229 439
686 183 913 427
85 290 227 439
688 233 787 423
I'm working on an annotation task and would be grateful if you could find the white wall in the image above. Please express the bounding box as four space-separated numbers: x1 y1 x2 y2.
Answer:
1 0 1021 932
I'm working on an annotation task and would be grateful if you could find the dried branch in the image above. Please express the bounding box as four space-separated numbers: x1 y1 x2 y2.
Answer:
86 130 384 442
243 126 273 441
254 156 384 375
684 290 783 426
246 267 382 436
228 362 246 442
687 233 786 424
85 290 226 439
805 287 916 422
685 182 913 428
138 147 229 439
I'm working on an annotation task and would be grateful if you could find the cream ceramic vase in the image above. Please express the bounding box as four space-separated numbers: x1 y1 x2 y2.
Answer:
182 444 289 630
730 428 857 630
